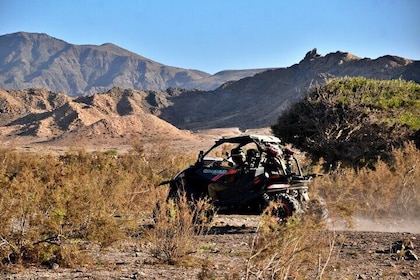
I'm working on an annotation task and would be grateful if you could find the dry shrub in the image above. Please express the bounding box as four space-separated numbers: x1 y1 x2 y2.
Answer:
0 143 195 267
19 239 94 268
245 213 335 279
311 142 420 221
144 192 214 265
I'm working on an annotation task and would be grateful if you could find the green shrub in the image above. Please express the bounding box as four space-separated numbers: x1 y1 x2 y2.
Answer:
272 77 420 168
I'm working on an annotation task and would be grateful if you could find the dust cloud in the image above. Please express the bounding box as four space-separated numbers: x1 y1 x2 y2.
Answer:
328 215 420 234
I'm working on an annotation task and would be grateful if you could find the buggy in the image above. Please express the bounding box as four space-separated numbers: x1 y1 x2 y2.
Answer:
161 134 319 221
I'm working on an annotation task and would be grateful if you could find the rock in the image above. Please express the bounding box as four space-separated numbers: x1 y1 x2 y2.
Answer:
51 263 59 270
405 250 419 261
303 48 321 61
357 274 367 279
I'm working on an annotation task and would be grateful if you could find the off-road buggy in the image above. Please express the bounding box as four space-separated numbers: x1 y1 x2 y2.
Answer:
161 134 320 221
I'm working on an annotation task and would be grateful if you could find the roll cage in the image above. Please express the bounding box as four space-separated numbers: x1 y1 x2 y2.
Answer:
195 134 304 178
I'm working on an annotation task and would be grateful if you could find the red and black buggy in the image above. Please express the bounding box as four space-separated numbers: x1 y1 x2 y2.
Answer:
162 134 319 221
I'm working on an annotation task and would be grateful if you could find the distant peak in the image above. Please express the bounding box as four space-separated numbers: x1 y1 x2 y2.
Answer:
3 31 68 45
303 48 321 61
98 42 133 54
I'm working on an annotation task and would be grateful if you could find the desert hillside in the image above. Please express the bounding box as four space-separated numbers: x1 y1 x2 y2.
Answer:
0 88 199 152
0 32 210 95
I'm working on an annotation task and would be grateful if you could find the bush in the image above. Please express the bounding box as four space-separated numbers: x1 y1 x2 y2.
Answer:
272 77 420 168
245 213 335 279
144 193 214 265
0 143 195 267
310 143 420 221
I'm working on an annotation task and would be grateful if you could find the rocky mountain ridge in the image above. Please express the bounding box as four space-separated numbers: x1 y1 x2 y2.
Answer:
159 50 420 130
0 32 270 95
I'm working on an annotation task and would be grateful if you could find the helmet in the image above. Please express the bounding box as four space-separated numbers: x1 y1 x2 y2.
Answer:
231 147 245 165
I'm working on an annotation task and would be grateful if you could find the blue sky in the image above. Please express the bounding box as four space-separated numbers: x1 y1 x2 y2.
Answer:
1 0 419 74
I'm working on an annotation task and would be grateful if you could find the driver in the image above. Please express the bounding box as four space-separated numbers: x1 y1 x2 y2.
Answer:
208 147 246 201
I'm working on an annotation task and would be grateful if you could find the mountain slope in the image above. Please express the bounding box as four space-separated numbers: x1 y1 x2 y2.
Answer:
0 32 210 95
181 68 276 90
158 49 420 130
1 32 419 132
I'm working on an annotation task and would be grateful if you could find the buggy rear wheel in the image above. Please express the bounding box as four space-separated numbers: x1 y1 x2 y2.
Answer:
264 193 302 222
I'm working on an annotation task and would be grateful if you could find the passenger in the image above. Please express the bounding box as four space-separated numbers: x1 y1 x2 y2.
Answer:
208 147 246 201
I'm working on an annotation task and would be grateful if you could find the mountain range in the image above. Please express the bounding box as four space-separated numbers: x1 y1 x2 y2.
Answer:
0 32 419 147
0 32 272 96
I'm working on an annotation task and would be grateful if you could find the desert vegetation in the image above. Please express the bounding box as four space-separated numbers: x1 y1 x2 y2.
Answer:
0 143 196 268
271 76 420 218
310 143 420 222
1 141 418 278
242 207 335 279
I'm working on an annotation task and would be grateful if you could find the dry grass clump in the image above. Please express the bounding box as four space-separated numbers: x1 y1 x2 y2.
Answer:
311 142 420 221
245 213 335 279
0 143 194 268
143 193 214 265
